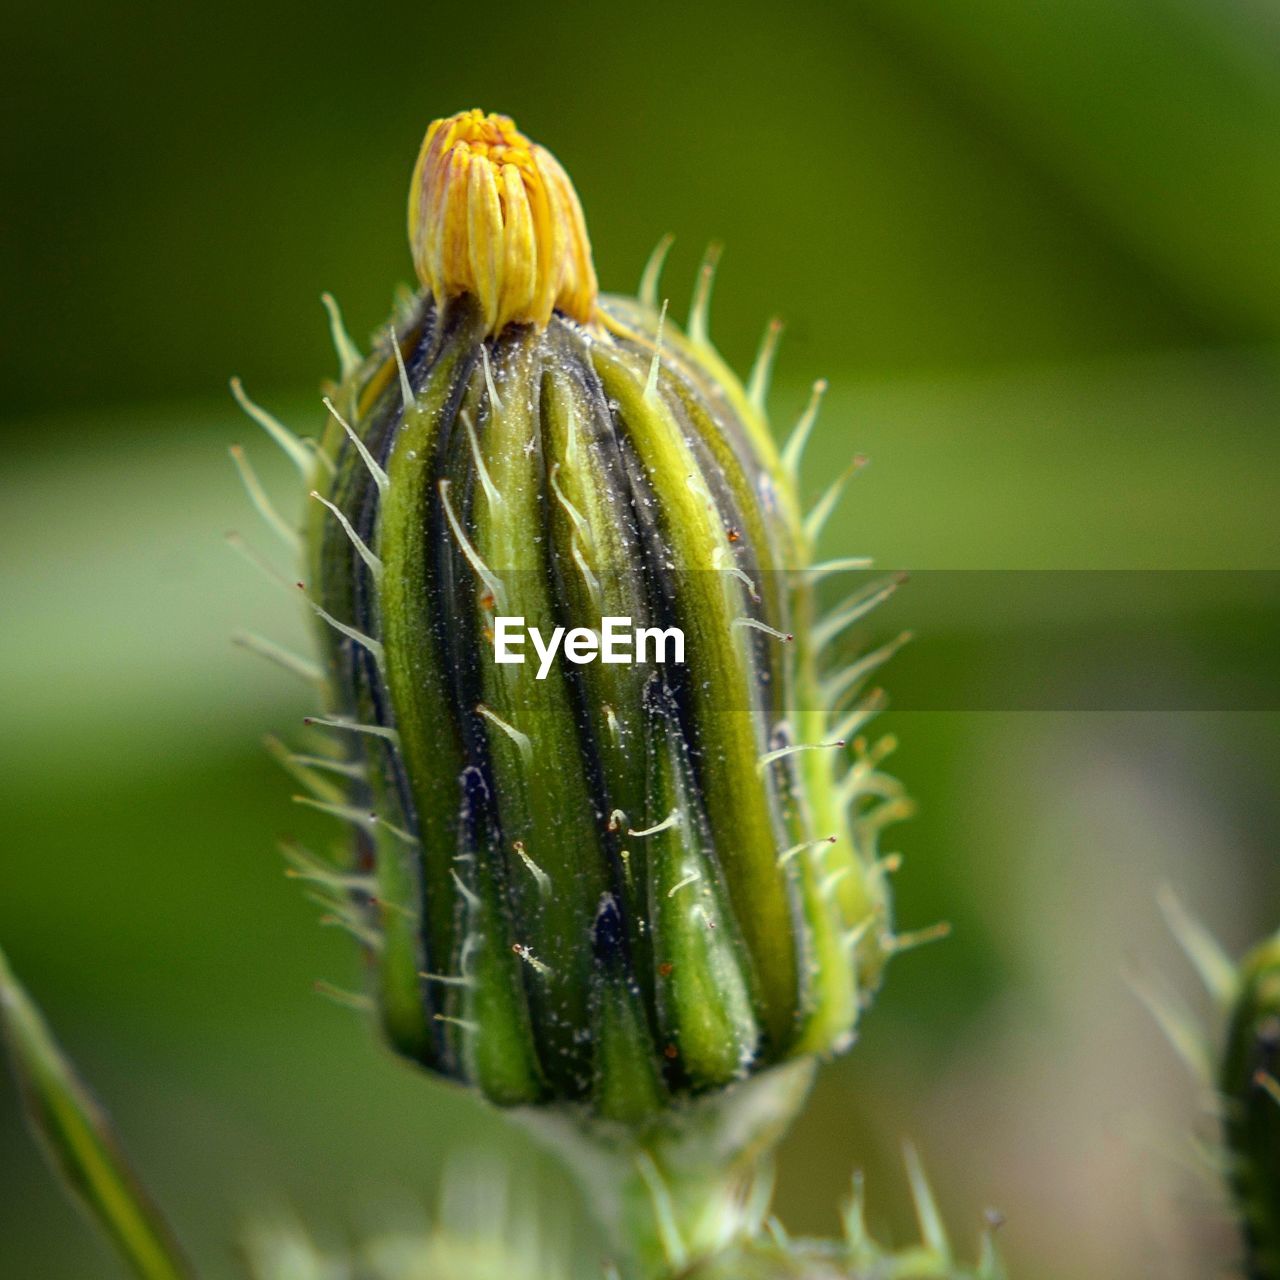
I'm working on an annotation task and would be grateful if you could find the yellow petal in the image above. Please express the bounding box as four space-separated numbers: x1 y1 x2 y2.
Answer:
408 110 598 335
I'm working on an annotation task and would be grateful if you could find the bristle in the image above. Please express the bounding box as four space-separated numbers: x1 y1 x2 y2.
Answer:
1256 1071 1280 1107
512 943 552 976
626 810 681 838
712 546 760 602
842 1170 869 1250
776 835 838 868
461 409 503 509
230 377 318 478
322 396 389 494
433 1012 480 1033
562 397 579 469
977 1210 1007 1280
814 576 905 653
476 702 533 766
887 922 952 955
903 1143 952 1261
320 291 362 380
666 868 702 898
1126 968 1213 1083
287 753 366 780
419 970 475 989
806 555 874 582
310 491 383 582
318 912 383 951
512 840 552 896
687 242 723 348
602 703 622 746
548 464 595 549
830 687 888 744
841 917 874 954
638 233 675 311
804 454 869 546
758 740 846 772
854 797 916 837
225 531 293 592
228 444 300 551
440 479 507 611
313 980 374 1012
746 317 784 416
732 617 794 643
297 585 385 669
570 541 603 611
644 299 669 401
278 837 357 881
292 795 417 847
1157 884 1238 1006
389 325 416 411
263 733 345 804
635 1151 687 1269
823 631 913 707
231 631 323 685
782 378 828 478
302 713 400 746
291 794 378 835
481 345 504 414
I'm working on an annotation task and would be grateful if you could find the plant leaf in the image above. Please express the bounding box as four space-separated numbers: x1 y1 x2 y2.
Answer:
0 944 194 1280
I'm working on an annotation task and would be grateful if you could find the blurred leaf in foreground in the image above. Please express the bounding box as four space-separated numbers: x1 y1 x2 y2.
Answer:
0 944 193 1280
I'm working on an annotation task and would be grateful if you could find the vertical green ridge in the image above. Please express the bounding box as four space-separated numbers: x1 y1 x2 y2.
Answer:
375 309 483 1064
643 680 762 1089
470 332 612 1096
594 344 798 1050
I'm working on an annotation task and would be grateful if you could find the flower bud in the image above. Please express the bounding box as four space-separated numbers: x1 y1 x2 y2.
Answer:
293 110 901 1116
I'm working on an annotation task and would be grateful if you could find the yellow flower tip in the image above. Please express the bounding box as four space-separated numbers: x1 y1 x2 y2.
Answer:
408 109 598 336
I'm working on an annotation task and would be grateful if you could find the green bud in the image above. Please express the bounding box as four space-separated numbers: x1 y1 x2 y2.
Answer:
265 109 905 1118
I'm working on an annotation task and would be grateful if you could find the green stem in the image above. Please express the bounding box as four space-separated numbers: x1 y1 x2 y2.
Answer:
0 945 194 1280
515 1059 815 1280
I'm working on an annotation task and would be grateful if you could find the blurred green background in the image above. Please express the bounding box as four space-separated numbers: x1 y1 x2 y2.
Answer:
3 2 1279 1276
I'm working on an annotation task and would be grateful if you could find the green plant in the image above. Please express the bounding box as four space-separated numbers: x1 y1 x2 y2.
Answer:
1223 928 1280 1278
1137 889 1280 1280
4 107 1006 1280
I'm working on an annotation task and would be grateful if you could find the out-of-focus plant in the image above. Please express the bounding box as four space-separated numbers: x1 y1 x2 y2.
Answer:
4 108 1006 1280
1222 929 1280 1278
1136 890 1280 1280
0 946 192 1280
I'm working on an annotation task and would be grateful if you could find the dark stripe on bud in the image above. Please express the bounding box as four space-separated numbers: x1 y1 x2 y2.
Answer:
300 286 897 1112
